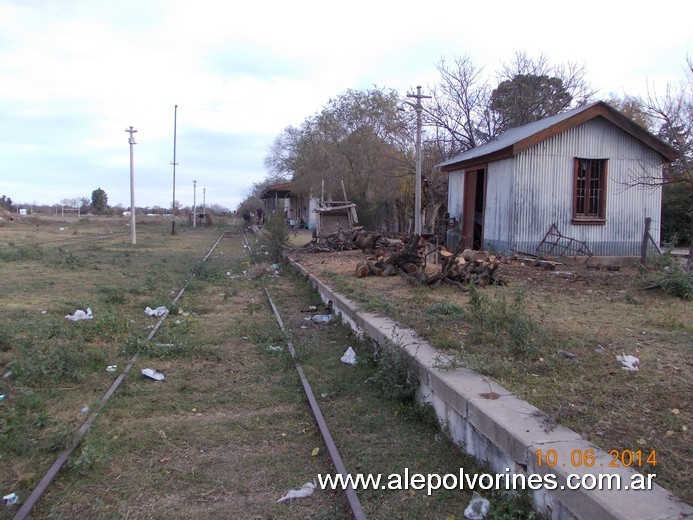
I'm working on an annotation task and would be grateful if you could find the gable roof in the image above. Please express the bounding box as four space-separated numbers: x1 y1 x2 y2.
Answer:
438 101 678 172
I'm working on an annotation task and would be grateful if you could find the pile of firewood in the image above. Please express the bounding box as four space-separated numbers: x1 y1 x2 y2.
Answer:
355 235 505 290
295 227 403 254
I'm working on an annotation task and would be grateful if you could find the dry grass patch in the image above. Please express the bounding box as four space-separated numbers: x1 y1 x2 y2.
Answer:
289 248 693 504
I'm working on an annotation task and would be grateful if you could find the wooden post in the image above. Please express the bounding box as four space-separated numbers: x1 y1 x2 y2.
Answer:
640 217 651 265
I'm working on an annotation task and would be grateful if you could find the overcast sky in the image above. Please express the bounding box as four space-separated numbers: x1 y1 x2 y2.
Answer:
1 0 691 211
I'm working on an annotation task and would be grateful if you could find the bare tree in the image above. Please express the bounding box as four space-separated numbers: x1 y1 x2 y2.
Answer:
626 57 693 265
425 55 493 158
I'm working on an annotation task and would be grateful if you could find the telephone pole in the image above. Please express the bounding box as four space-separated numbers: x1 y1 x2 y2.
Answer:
203 187 206 220
125 126 137 245
171 105 178 235
193 180 197 228
406 86 431 236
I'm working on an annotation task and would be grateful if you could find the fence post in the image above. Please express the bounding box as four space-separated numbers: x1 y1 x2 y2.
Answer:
640 217 651 265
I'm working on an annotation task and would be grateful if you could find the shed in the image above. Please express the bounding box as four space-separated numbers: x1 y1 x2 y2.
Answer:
260 181 317 229
439 101 677 256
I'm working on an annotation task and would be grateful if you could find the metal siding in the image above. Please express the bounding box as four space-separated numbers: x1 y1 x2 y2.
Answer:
484 158 514 253
509 118 663 256
448 170 464 220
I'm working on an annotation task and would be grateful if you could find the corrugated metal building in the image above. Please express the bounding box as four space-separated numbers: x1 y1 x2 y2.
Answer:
439 101 677 256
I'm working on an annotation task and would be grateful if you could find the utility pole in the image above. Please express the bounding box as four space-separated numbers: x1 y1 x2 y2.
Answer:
203 187 206 219
126 126 137 245
193 180 197 228
406 86 431 236
171 105 178 235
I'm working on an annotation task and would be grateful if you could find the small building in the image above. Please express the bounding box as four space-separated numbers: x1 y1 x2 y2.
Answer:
261 181 318 229
439 101 677 256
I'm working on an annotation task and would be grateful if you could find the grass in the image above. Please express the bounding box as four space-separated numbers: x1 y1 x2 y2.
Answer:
0 217 536 519
289 247 693 505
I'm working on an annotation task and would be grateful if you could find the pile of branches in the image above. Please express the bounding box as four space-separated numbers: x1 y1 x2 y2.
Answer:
295 227 403 254
355 235 506 290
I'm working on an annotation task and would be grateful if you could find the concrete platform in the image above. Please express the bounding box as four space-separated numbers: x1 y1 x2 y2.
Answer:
289 257 693 520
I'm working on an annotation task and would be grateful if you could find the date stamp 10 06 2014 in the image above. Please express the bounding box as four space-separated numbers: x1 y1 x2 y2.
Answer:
534 449 657 469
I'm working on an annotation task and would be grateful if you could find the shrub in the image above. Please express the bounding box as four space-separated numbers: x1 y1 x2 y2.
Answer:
464 285 546 356
370 342 419 402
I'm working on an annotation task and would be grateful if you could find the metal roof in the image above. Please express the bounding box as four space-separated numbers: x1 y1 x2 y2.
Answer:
438 101 677 170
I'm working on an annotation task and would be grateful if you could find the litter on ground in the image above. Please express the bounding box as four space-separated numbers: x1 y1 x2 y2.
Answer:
340 346 357 365
145 306 169 317
141 368 165 381
309 314 333 323
616 354 640 372
276 482 316 503
106 365 117 372
464 491 490 519
65 308 93 321
2 493 18 506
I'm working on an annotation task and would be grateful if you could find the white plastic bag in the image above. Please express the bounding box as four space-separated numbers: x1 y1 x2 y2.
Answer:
277 482 316 503
464 491 490 519
340 346 357 365
141 368 165 381
616 353 640 372
65 308 93 321
145 306 169 317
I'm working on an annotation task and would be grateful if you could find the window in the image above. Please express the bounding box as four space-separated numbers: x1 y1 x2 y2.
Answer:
573 158 607 223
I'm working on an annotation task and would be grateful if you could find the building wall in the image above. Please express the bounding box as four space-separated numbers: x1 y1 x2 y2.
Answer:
513 118 663 255
474 118 665 256
482 158 514 253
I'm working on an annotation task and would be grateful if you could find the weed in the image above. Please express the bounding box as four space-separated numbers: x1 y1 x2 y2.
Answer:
67 438 109 476
10 339 106 385
464 285 546 356
428 301 465 317
369 341 419 402
98 286 127 305
0 245 44 261
254 214 290 262
658 267 693 300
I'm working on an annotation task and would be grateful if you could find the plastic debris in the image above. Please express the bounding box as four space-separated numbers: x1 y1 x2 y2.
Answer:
2 493 18 506
106 365 117 372
0 394 5 401
340 346 357 365
557 349 575 359
301 305 318 313
65 308 93 321
145 306 169 317
616 354 640 372
141 368 165 381
267 345 283 352
309 314 333 323
81 405 90 413
277 482 316 503
464 491 490 520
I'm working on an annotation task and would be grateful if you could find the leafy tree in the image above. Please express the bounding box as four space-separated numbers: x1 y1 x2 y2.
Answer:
264 87 411 230
490 52 594 132
0 195 13 210
91 188 108 214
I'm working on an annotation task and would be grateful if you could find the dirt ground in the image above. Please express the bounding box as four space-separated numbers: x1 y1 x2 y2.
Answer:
287 239 692 504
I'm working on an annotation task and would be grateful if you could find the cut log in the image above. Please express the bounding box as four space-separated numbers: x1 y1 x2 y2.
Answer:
355 261 369 278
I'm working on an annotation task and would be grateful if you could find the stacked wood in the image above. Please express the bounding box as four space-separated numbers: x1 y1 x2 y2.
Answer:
355 238 506 290
294 226 404 255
